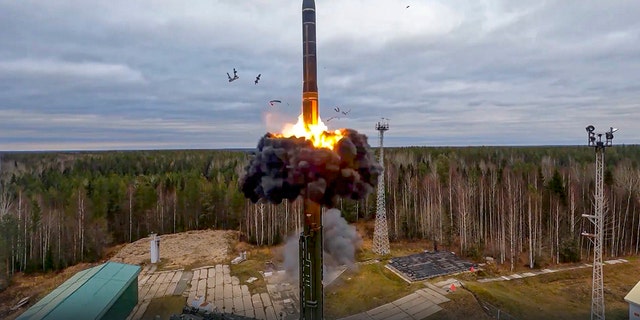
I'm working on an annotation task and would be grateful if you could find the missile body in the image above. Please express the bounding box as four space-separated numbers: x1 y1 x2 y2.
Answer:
302 0 319 126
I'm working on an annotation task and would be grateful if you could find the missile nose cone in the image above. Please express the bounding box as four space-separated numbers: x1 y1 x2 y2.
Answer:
303 0 315 9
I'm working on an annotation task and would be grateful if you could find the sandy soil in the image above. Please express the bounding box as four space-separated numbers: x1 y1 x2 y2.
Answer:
110 229 238 269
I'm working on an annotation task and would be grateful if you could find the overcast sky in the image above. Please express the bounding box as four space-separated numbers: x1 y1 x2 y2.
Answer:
1 0 639 151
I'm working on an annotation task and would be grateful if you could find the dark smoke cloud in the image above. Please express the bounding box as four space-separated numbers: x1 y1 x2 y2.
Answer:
240 129 381 207
283 208 362 278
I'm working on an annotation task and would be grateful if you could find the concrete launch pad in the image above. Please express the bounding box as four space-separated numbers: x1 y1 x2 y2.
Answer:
386 251 475 283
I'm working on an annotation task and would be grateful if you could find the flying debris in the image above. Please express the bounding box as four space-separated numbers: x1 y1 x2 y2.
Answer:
330 107 350 118
227 68 239 82
255 74 261 85
406 5 410 8
269 100 282 106
326 116 338 122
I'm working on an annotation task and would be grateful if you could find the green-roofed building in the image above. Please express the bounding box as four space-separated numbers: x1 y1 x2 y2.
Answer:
17 261 141 320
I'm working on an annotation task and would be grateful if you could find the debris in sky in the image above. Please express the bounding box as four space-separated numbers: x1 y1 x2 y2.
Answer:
255 74 261 84
269 99 282 106
227 68 239 82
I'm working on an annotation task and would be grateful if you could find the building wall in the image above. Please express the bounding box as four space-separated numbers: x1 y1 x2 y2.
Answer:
102 279 139 320
631 302 640 320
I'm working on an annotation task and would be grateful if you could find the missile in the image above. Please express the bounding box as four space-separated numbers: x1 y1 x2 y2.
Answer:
302 0 319 126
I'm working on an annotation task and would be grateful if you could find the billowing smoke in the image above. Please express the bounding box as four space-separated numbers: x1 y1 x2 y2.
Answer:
283 209 362 278
240 129 381 207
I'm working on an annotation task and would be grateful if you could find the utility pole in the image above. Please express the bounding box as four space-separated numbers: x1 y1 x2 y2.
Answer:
582 125 617 320
373 118 390 255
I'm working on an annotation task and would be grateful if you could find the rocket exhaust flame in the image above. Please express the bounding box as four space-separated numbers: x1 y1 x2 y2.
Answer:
276 115 343 150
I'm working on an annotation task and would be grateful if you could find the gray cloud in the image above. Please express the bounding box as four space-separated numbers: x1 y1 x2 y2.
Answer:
1 0 639 151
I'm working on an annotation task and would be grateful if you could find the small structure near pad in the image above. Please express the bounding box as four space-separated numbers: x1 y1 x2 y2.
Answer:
387 251 475 282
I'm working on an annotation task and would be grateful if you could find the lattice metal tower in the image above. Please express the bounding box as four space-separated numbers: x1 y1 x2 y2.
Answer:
373 119 390 255
582 125 617 320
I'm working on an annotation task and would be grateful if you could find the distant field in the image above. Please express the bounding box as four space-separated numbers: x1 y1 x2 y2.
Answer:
464 257 639 320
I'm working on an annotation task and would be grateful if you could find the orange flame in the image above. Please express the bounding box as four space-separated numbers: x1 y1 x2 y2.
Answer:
276 114 343 150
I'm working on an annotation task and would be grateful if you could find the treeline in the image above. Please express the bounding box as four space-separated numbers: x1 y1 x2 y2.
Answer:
1 146 640 289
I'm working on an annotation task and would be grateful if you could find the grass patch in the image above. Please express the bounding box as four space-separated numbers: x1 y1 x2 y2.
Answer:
430 288 493 320
141 296 186 320
464 260 639 320
324 262 422 319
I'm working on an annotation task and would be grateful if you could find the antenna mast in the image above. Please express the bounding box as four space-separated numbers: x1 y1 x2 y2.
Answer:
373 119 390 255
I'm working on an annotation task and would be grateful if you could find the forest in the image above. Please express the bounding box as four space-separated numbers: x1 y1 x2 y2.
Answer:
1 145 640 289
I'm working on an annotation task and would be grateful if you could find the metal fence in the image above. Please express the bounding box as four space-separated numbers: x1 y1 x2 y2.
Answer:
461 285 518 320
477 299 519 320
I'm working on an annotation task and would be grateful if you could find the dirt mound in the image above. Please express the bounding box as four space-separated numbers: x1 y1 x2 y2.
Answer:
110 229 237 269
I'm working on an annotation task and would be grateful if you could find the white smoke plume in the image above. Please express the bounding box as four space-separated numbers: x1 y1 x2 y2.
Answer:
283 208 361 279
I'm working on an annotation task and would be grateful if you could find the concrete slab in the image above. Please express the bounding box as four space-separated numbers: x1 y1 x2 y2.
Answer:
165 280 179 296
265 305 278 320
138 284 153 301
206 285 215 303
394 294 428 311
393 293 421 306
131 299 151 320
243 296 253 311
177 271 192 296
154 273 166 284
417 288 450 304
223 298 234 313
156 282 170 298
254 307 266 320
261 292 272 307
245 308 256 319
215 285 224 300
232 277 240 285
224 283 233 299
197 278 207 297
233 296 244 312
233 284 242 297
145 283 163 300
411 304 442 320
385 311 411 320
367 303 391 316
216 270 224 285
340 312 371 320
404 299 435 317
367 305 402 320
139 274 152 286
424 283 449 296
